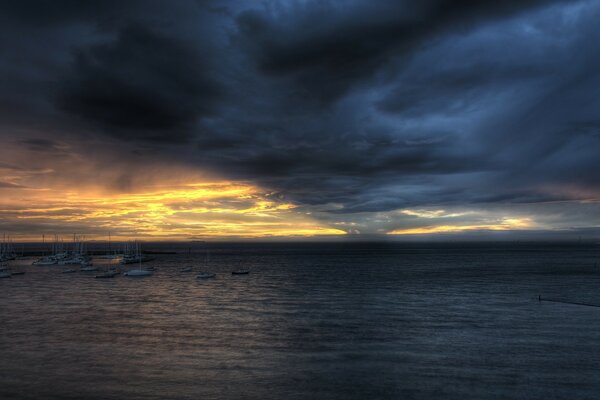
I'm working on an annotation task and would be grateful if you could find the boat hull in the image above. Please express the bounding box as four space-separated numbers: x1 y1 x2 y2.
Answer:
124 270 153 277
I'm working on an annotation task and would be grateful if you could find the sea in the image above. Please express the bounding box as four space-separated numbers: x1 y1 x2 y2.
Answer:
1 241 600 400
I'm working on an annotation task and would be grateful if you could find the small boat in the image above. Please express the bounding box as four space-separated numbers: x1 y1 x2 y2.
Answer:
10 271 25 276
180 266 193 272
124 269 153 277
33 257 58 266
96 269 119 278
62 269 77 274
80 265 98 272
95 272 115 279
124 245 154 277
196 272 216 279
0 271 11 278
121 242 153 264
231 270 249 275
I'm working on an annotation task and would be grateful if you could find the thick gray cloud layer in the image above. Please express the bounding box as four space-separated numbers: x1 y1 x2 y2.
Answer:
2 0 600 236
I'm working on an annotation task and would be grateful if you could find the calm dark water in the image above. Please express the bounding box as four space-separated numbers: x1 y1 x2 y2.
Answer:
2 242 600 400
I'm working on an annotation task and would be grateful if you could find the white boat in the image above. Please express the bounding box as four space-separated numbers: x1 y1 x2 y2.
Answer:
120 241 153 264
196 272 216 279
194 246 216 279
33 237 70 265
33 256 58 266
122 241 154 277
58 256 90 265
124 269 153 277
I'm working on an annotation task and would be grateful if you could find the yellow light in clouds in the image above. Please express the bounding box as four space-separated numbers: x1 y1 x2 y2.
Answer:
388 218 533 235
0 181 346 240
400 209 470 218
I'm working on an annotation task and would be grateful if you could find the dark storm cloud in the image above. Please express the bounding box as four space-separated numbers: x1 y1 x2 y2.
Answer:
2 0 600 235
59 24 221 142
236 0 560 101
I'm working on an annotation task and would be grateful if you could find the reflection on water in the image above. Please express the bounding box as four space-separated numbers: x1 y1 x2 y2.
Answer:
1 242 600 399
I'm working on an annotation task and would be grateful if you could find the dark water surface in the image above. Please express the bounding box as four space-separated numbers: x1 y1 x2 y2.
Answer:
2 242 600 399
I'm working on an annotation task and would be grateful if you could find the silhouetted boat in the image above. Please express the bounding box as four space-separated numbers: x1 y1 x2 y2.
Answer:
10 271 25 276
196 272 216 279
62 269 76 274
231 270 249 275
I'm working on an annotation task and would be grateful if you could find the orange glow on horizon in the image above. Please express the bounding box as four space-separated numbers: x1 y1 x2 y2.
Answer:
387 218 533 235
0 181 346 241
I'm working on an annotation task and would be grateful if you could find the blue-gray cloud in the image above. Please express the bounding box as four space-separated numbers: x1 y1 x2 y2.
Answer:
1 0 600 236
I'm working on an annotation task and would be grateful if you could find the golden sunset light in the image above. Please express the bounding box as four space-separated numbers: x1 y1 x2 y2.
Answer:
0 181 346 241
387 218 534 235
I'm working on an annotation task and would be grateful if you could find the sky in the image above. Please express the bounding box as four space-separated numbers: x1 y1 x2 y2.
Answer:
1 0 600 241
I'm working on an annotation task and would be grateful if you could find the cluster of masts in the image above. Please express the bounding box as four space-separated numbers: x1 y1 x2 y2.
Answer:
33 234 92 266
0 235 17 263
31 235 151 267
1 236 250 279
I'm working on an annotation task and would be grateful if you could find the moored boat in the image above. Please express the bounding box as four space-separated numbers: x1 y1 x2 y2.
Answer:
196 272 216 279
123 269 153 277
231 270 250 275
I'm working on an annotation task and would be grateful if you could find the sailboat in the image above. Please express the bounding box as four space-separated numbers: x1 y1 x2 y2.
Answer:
121 241 153 264
80 261 98 272
33 235 66 265
196 247 215 279
99 232 121 259
196 271 216 279
0 235 16 262
59 235 91 265
124 242 153 277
